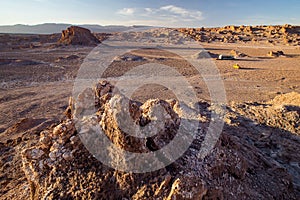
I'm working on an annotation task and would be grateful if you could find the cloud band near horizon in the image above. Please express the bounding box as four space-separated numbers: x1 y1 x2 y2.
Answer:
117 5 204 27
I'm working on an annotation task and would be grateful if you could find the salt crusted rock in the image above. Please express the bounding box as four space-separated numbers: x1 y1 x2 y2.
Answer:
21 81 298 199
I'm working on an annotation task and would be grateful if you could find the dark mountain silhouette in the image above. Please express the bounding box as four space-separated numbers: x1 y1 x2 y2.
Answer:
0 23 153 34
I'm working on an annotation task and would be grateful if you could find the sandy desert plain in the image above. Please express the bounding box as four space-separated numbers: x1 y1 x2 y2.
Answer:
0 25 300 199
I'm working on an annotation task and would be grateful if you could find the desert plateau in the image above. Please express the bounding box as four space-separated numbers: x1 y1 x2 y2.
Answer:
0 22 300 200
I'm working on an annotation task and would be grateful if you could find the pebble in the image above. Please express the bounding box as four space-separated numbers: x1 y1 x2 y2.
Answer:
62 151 73 161
28 149 45 160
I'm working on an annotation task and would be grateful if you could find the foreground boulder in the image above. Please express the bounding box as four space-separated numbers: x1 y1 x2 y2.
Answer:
21 81 299 199
58 26 100 46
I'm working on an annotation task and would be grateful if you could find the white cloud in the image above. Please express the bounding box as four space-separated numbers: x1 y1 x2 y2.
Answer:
154 5 203 21
144 8 153 13
117 8 136 16
160 5 189 16
116 5 204 27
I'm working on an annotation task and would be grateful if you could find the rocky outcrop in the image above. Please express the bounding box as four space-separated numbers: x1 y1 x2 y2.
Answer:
20 81 300 199
58 26 100 46
177 25 300 46
230 50 248 58
267 50 285 57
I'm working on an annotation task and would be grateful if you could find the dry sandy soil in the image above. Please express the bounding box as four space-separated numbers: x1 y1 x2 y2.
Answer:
0 26 300 199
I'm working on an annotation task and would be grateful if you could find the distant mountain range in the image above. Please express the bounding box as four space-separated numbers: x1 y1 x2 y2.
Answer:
0 23 154 34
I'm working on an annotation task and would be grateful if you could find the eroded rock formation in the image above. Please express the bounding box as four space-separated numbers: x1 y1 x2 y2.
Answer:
58 26 100 46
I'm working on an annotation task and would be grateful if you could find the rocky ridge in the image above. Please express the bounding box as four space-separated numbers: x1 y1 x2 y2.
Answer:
178 24 300 46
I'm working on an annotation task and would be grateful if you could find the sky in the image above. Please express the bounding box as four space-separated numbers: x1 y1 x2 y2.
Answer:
0 0 300 27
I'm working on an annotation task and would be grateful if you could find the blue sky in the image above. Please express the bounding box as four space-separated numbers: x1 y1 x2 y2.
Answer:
0 0 299 27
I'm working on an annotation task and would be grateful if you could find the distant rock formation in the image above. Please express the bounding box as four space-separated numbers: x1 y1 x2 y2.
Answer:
58 26 100 46
267 50 285 57
230 50 248 58
177 25 300 46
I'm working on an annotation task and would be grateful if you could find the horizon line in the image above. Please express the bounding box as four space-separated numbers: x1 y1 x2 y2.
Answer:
0 22 299 28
